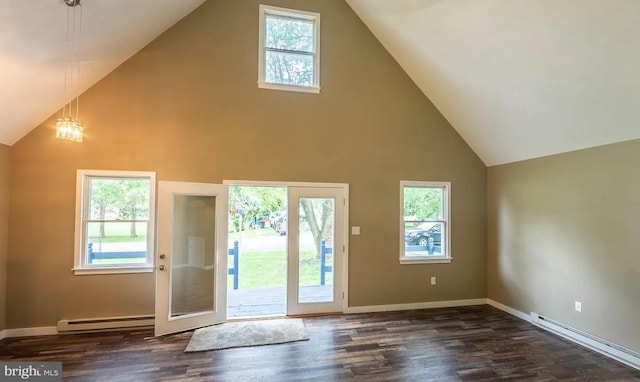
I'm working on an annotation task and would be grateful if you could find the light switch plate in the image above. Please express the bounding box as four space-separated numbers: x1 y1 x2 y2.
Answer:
351 226 360 235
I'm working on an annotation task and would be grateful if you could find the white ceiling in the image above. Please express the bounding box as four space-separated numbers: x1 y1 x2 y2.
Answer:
0 0 205 146
1 1 639 166
346 0 640 165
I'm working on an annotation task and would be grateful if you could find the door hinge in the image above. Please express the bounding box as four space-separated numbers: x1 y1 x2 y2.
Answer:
343 244 345 252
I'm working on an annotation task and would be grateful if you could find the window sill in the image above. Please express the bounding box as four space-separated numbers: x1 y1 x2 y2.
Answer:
258 81 320 94
72 266 155 275
400 257 452 265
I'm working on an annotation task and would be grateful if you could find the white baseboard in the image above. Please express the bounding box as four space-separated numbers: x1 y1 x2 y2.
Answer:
3 299 636 371
344 298 486 314
531 312 640 371
3 315 157 339
4 326 58 338
486 298 531 322
487 298 639 371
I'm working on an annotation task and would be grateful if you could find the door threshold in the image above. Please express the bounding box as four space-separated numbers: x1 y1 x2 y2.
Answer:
287 312 343 318
227 312 342 321
227 314 287 322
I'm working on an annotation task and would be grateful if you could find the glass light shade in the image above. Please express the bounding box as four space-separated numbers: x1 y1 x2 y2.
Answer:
56 117 83 142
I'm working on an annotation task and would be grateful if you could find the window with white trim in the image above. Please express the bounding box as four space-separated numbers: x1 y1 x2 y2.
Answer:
400 181 451 264
73 170 156 275
258 4 320 93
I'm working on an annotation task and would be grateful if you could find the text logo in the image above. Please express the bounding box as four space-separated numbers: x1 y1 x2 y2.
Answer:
0 362 61 382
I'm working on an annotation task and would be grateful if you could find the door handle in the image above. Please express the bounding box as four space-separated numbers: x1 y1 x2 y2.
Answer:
158 265 166 271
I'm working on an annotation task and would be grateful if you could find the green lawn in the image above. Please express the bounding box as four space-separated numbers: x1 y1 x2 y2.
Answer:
89 224 274 245
228 250 333 289
88 222 147 243
91 258 147 264
228 227 277 241
88 224 332 289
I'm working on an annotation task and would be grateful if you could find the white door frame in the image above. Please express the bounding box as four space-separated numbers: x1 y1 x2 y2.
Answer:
287 186 345 315
155 181 228 336
223 180 350 313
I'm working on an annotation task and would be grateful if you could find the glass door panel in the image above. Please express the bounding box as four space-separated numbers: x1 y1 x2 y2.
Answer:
170 195 216 317
287 187 345 316
155 181 228 336
298 197 334 304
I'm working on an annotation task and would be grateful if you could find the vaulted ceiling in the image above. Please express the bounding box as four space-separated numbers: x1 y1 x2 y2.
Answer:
2 0 639 166
0 0 206 146
345 0 640 165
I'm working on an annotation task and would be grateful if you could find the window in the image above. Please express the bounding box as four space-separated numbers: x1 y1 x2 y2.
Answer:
400 181 451 264
258 4 320 93
73 170 156 275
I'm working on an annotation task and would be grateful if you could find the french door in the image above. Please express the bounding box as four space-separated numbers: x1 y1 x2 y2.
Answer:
156 181 347 335
155 181 228 336
287 187 345 315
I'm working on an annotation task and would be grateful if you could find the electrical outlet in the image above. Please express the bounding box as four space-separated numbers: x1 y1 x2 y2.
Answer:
430 276 437 285
574 301 582 312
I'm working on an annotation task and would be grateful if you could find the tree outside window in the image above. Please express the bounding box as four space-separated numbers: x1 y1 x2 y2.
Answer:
259 5 320 92
74 170 156 274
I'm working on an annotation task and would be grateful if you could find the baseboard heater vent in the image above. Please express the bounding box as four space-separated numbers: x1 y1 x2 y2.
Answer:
530 312 640 370
57 315 154 333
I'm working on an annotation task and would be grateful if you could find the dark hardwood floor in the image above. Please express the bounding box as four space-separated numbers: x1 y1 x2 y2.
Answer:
1 305 638 381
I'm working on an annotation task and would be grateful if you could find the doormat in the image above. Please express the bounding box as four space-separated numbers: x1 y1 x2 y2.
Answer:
184 318 309 352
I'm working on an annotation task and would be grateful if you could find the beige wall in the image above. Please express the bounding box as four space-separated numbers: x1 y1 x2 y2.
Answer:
0 144 10 331
7 0 486 328
487 139 640 353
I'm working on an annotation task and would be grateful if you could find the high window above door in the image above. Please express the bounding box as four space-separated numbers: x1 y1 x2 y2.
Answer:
258 4 321 93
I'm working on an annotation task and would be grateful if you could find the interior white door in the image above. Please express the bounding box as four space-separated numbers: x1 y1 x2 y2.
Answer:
155 181 228 336
287 187 345 315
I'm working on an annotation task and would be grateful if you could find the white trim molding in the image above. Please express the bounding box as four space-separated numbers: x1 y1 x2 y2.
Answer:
345 298 486 314
487 299 640 371
3 326 58 338
258 4 321 93
531 312 640 370
73 170 156 275
399 180 452 263
224 180 350 317
4 298 637 373
486 298 531 322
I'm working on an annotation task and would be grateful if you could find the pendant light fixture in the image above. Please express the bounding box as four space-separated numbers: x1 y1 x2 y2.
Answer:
56 0 84 142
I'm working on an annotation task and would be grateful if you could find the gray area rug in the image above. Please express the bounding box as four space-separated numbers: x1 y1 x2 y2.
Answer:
185 318 309 352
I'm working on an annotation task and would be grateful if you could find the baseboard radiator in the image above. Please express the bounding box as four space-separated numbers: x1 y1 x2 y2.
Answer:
530 312 640 370
57 315 154 333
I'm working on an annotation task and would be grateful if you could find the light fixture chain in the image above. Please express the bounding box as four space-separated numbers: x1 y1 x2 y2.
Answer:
62 6 72 118
75 4 83 120
56 0 84 143
71 4 78 120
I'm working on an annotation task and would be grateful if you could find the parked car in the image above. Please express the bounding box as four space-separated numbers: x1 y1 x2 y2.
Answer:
269 211 287 236
404 222 441 246
274 217 287 236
